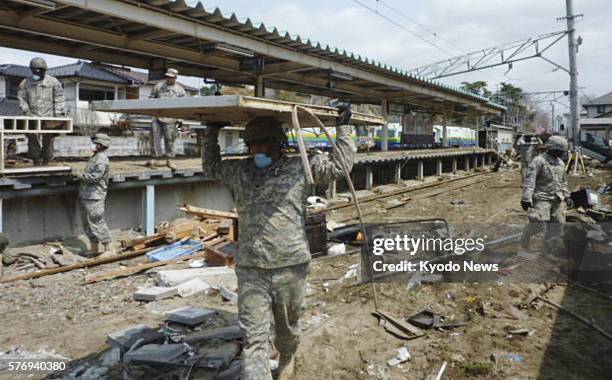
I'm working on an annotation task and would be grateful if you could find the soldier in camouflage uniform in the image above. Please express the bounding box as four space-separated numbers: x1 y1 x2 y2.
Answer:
17 57 65 165
73 134 112 257
147 68 186 170
520 135 572 253
203 106 356 380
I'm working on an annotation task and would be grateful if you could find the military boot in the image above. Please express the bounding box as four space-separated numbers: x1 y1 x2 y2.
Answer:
89 241 101 257
277 354 295 380
166 159 177 171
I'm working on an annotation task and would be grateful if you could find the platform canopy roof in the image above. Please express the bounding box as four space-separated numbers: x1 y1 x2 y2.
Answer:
0 0 505 116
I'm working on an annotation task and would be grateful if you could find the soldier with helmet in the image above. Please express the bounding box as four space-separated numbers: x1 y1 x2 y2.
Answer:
73 133 112 257
17 57 65 165
520 135 572 253
147 68 186 170
202 105 356 380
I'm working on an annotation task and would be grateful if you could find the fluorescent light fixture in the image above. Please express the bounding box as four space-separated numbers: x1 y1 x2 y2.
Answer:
201 43 254 58
328 70 353 81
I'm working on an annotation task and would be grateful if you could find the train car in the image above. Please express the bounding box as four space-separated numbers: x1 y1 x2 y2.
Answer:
288 124 476 150
433 125 477 147
287 126 374 151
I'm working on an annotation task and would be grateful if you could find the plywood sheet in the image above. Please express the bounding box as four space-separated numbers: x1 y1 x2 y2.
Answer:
93 95 385 127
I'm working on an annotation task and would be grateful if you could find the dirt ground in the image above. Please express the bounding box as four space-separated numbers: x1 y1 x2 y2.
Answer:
0 165 611 380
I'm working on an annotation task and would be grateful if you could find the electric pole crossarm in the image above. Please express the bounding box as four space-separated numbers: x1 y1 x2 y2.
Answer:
408 30 568 79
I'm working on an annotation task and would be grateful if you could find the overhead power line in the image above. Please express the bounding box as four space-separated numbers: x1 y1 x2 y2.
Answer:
349 0 512 86
348 0 455 57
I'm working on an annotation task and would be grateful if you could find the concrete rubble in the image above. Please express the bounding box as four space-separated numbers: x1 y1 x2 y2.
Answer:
133 286 178 301
167 307 217 326
156 266 238 288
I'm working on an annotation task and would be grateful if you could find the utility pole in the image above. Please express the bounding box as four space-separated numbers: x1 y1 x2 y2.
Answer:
551 102 555 131
565 0 580 146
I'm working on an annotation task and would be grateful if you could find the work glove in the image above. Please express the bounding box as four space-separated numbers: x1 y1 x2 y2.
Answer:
521 200 532 211
336 102 352 126
565 197 574 208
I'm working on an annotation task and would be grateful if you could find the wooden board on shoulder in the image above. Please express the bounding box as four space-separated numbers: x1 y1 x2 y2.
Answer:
93 95 385 127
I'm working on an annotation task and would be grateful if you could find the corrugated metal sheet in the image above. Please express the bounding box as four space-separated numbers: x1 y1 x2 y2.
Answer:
131 0 504 110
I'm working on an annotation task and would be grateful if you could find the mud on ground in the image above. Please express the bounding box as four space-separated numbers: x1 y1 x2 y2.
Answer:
0 167 611 379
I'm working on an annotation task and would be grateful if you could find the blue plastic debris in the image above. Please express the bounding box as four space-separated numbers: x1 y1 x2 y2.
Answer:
502 353 524 363
146 239 204 262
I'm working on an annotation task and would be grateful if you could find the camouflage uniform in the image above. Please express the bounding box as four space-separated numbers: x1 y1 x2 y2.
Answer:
203 125 357 380
17 74 65 161
148 81 186 157
75 152 111 245
521 152 569 249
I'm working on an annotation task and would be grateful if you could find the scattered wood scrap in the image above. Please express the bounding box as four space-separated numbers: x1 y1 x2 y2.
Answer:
179 204 238 220
0 247 153 283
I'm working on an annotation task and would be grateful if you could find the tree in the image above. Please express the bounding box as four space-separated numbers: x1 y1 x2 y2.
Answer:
460 81 491 97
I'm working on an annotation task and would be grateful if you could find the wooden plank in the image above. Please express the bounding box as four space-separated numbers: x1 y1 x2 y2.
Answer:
1 166 72 175
0 247 153 283
82 251 208 284
179 203 239 220
92 95 385 126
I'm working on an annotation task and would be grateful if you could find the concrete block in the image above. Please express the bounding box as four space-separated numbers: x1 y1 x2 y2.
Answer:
184 325 242 344
197 342 241 370
156 266 237 289
167 306 217 326
175 279 211 297
123 343 190 365
133 286 178 301
107 325 164 351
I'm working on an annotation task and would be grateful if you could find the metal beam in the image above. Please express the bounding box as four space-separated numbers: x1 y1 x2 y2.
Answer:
1 10 240 71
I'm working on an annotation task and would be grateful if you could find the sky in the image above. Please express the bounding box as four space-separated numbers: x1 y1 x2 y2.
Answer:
2 0 611 108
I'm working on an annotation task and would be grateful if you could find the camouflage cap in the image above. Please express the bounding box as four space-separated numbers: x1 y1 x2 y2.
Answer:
545 135 568 151
165 68 178 78
29 57 47 70
243 116 287 145
92 133 111 148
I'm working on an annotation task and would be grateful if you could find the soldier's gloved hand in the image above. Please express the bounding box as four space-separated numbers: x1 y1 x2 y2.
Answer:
521 200 532 211
565 197 574 208
336 102 352 126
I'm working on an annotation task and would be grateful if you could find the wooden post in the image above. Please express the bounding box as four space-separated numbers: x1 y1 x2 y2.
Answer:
381 99 389 151
442 113 448 147
417 160 424 181
255 74 265 98
365 166 374 190
436 159 443 177
473 156 478 170
465 156 470 172
141 184 155 236
394 162 402 183
475 116 480 148
452 158 457 174
326 178 337 200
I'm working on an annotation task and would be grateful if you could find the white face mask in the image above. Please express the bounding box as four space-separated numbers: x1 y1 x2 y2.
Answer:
32 74 41 81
